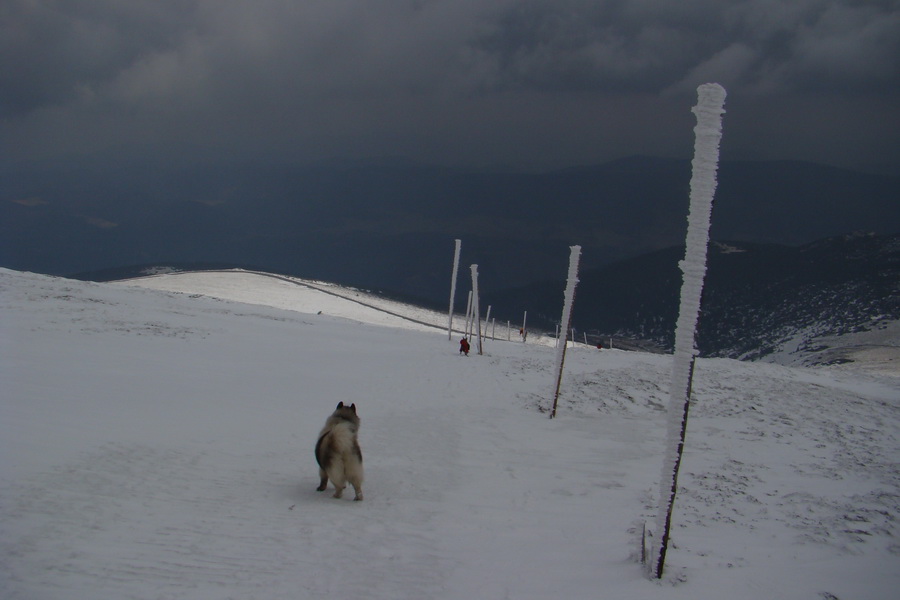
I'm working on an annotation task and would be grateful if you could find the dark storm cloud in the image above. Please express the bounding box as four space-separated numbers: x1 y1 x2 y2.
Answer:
2 0 898 170
1 0 199 114
469 0 900 95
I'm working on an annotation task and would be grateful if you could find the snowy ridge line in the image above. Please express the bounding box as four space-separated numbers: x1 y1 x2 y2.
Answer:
255 270 473 335
241 269 559 346
124 268 473 337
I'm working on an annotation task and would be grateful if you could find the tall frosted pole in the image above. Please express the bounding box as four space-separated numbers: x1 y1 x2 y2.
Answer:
448 239 462 340
470 265 483 355
652 83 726 579
464 291 473 338
550 245 582 419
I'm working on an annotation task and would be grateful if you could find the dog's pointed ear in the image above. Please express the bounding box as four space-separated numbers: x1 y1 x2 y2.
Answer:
337 401 344 409
350 403 357 413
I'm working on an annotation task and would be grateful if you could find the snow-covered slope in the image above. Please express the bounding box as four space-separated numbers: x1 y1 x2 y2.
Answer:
119 269 557 343
119 268 560 346
119 269 453 334
2 268 898 599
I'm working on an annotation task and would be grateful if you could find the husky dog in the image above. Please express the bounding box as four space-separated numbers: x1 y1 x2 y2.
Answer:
315 402 364 501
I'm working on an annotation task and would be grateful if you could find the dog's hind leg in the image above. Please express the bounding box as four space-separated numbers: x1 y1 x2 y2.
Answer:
348 443 364 501
349 479 363 501
330 463 346 499
347 466 364 501
316 468 328 492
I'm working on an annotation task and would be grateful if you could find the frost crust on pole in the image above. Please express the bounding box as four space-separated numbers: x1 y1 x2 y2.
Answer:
464 291 473 338
447 240 462 340
448 239 462 340
550 245 582 418
652 83 726 578
470 264 483 355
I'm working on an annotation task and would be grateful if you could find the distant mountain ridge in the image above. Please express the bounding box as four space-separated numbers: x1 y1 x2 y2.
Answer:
485 232 900 362
2 157 898 304
72 232 900 366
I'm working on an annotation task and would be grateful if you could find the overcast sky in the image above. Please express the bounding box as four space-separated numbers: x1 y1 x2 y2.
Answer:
3 0 899 172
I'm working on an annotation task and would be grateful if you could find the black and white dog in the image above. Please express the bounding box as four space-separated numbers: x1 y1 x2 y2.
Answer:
315 402 364 501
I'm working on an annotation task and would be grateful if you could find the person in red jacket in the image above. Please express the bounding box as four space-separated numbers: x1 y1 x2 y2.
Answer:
459 337 470 356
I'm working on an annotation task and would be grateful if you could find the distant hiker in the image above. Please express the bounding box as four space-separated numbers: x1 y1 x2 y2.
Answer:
459 337 470 356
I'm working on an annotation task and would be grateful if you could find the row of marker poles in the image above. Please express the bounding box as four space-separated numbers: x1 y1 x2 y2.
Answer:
447 238 525 350
555 326 585 348
441 85 725 583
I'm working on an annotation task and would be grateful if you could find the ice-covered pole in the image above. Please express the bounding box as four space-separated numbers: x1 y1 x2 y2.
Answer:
464 290 473 338
550 245 582 419
652 83 726 579
448 239 462 340
470 265 483 355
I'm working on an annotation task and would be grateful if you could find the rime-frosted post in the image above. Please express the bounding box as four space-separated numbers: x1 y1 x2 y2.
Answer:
464 290 473 338
448 239 462 340
652 83 726 579
550 245 582 419
470 265 483 355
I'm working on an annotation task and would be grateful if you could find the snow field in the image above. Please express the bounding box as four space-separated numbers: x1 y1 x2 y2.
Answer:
1 268 898 599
